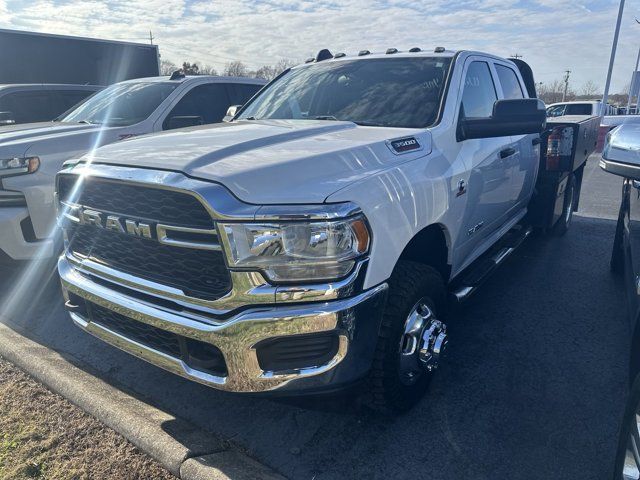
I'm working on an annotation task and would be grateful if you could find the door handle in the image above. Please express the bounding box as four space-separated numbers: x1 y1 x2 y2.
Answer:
499 147 516 159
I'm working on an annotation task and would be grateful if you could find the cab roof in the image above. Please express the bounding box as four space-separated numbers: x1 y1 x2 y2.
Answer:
294 48 517 69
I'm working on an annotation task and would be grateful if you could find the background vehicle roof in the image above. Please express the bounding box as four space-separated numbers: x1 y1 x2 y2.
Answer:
547 101 602 106
118 75 268 85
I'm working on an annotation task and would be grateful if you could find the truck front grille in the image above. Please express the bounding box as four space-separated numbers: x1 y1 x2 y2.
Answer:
67 224 231 300
57 175 213 228
58 174 232 301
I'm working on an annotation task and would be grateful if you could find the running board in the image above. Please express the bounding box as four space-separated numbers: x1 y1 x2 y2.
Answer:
451 226 532 303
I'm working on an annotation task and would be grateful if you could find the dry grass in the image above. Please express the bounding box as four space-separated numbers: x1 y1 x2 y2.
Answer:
0 356 175 480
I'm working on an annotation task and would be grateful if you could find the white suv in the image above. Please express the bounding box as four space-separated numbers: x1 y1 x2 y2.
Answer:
0 74 266 261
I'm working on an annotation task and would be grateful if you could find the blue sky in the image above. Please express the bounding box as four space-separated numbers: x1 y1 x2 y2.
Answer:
0 0 638 92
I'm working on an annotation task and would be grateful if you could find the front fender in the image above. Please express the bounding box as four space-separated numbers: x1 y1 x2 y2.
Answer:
326 150 463 289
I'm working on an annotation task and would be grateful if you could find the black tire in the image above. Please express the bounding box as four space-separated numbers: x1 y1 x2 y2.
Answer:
367 261 446 413
553 173 576 237
611 186 627 276
613 373 640 479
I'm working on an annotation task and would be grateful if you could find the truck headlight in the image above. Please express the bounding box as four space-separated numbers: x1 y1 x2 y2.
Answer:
219 216 370 283
0 156 40 177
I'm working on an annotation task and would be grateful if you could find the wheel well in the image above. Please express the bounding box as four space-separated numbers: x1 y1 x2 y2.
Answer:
398 224 451 281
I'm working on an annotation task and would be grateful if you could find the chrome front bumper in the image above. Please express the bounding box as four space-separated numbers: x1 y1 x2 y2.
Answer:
59 256 387 393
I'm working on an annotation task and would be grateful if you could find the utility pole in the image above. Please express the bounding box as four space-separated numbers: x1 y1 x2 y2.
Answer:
562 70 571 101
602 0 626 123
627 18 640 114
149 30 154 45
512 53 523 59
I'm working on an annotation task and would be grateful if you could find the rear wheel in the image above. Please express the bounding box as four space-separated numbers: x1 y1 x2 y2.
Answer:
553 173 576 236
367 261 447 413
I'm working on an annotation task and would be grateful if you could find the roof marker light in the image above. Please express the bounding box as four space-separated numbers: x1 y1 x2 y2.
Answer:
434 46 446 53
358 50 370 56
334 52 346 58
386 48 398 54
409 47 422 52
315 49 333 62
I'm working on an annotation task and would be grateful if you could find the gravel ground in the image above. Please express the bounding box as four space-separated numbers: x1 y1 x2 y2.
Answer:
0 356 174 480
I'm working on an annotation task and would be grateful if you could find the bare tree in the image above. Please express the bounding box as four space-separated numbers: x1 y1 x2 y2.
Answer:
199 64 218 76
538 79 575 104
254 65 278 80
274 58 297 74
580 80 601 98
224 61 249 77
160 60 177 76
182 62 200 75
254 59 298 81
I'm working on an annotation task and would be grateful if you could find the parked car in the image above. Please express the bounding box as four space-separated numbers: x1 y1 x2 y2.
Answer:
546 100 615 117
600 124 640 479
56 48 595 412
0 73 266 261
0 84 102 126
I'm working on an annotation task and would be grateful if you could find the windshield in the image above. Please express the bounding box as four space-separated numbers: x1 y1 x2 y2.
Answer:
60 82 178 126
238 57 452 128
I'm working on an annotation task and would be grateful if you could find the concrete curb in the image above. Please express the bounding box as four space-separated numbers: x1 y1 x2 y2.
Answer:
0 321 285 480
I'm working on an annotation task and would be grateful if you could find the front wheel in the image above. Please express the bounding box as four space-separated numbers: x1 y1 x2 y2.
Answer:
367 261 448 413
553 173 576 236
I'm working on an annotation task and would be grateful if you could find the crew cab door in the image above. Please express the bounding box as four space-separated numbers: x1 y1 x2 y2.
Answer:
456 59 518 256
493 61 540 212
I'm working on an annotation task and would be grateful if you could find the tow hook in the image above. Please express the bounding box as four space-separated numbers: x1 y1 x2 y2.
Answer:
419 320 448 371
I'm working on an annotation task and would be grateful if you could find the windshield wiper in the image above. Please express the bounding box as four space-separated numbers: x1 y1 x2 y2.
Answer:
353 120 386 127
77 120 101 125
312 115 339 121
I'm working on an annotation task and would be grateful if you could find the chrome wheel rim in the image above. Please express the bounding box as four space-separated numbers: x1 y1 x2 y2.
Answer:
398 298 447 386
622 410 640 479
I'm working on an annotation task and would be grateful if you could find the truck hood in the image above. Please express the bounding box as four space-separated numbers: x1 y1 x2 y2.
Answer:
88 119 430 204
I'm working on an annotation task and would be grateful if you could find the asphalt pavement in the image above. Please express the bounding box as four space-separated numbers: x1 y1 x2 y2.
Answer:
0 155 632 479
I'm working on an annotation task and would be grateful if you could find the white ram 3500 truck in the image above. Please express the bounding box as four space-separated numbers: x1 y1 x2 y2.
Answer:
57 48 590 411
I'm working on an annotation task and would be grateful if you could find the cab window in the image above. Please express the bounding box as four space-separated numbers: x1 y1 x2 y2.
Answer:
0 91 53 123
460 61 497 118
495 64 524 99
163 83 231 130
226 83 262 106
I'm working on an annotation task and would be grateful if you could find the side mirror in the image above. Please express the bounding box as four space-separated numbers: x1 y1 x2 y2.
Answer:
0 111 15 126
459 99 546 141
166 115 203 130
600 125 640 180
223 105 242 123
